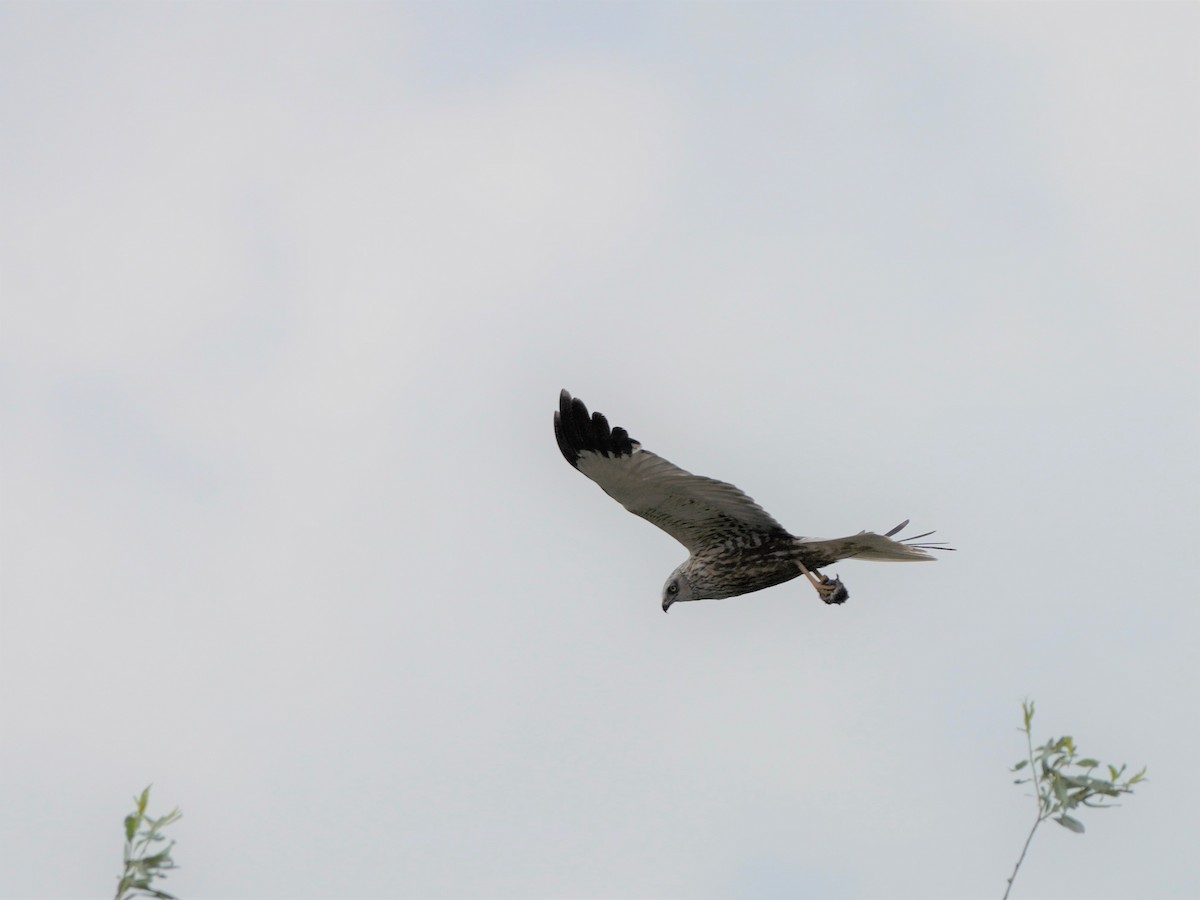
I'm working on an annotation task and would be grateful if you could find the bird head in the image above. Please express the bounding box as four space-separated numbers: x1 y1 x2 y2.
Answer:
661 567 696 613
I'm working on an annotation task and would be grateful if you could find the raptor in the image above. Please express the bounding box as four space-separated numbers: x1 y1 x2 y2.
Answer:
554 389 951 612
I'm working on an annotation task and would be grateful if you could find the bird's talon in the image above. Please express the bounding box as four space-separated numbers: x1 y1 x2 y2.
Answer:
817 576 849 605
796 560 848 604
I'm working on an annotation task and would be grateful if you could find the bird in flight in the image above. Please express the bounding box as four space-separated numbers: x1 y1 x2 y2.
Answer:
554 390 951 612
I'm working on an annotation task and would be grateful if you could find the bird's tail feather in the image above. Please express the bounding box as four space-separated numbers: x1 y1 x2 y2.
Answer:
796 520 954 562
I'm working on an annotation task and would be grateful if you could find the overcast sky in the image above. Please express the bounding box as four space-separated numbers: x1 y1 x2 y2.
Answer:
2 3 1197 899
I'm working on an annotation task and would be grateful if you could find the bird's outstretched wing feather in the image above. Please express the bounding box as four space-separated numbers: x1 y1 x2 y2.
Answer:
554 390 786 553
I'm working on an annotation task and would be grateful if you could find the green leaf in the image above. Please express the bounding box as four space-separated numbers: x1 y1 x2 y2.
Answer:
1012 759 1029 771
141 849 172 868
124 814 138 843
1055 814 1085 833
1067 789 1091 808
1129 767 1147 785
1076 758 1100 769
1052 777 1069 807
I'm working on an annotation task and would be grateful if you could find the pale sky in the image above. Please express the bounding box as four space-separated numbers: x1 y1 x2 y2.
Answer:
1 3 1197 899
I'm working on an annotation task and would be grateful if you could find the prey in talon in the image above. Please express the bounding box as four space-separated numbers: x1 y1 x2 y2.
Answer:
796 559 849 605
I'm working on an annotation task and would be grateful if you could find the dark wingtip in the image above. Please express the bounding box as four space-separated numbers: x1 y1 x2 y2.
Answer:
554 390 581 467
884 519 956 553
554 389 637 467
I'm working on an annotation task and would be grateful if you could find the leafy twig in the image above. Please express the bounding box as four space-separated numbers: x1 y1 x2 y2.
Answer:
1002 700 1145 899
115 785 182 900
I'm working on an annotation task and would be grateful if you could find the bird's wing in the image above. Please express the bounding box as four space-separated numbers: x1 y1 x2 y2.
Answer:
554 390 787 553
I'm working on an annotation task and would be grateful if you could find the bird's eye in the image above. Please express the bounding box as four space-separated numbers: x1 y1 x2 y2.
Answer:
668 582 679 594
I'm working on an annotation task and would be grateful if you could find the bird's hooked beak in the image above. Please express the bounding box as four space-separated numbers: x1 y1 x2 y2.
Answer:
662 597 674 614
